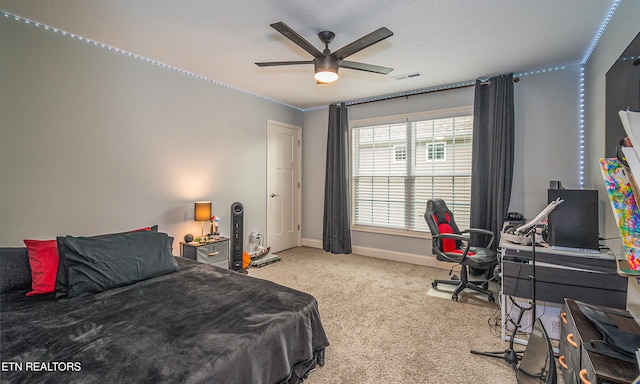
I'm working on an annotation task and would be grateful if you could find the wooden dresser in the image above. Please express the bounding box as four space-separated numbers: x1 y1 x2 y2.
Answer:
559 298 640 384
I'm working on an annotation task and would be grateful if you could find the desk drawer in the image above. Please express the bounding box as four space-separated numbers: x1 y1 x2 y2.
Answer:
559 303 598 384
181 239 230 269
196 242 228 266
502 260 627 308
559 304 581 384
501 247 616 271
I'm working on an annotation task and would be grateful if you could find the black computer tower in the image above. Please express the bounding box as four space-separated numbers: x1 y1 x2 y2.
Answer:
547 189 599 251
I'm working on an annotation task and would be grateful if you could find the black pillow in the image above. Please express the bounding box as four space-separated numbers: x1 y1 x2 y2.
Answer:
62 230 178 298
55 236 71 297
55 225 159 298
0 248 32 293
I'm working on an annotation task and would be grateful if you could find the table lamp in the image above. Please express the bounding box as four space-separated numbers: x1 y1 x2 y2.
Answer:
194 201 212 238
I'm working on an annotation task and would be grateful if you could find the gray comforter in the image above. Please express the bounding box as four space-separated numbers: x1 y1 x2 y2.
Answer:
0 258 328 384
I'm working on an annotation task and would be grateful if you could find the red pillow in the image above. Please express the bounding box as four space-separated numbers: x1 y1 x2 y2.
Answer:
23 239 60 296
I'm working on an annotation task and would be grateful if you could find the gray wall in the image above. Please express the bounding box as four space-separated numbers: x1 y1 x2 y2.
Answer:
584 0 640 241
3 1 638 266
510 65 581 216
301 70 582 262
0 16 302 250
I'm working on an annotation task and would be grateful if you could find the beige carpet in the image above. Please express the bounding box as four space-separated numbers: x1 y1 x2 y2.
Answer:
248 247 522 384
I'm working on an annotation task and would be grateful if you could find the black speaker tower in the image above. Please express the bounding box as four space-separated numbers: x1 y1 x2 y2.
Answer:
230 202 244 272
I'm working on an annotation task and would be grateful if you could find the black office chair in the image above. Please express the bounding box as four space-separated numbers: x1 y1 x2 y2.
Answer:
424 198 498 302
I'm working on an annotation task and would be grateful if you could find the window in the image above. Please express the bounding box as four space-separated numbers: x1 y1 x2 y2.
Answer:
427 142 446 161
394 145 407 162
351 109 473 233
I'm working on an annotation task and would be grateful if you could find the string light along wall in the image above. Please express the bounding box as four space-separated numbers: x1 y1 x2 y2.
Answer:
1 8 574 114
4 0 626 189
0 10 302 111
579 66 586 188
576 0 622 189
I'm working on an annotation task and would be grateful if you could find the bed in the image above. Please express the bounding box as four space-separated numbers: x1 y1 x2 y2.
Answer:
0 230 328 384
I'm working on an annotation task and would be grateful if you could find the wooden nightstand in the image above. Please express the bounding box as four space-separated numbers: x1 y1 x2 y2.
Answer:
180 237 230 269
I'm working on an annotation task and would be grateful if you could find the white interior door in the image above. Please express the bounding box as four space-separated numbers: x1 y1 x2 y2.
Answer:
267 120 301 253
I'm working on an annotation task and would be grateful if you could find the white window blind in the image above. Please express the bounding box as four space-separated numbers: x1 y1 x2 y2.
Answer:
351 113 473 233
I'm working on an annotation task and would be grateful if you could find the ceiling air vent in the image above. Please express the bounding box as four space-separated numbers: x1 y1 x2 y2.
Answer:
393 71 422 81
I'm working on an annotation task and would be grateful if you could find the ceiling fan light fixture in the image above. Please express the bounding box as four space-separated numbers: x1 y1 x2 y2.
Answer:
314 55 339 83
258 22 394 83
314 69 339 83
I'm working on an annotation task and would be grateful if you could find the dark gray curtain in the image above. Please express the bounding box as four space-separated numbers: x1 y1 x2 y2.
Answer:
470 74 515 248
323 103 352 254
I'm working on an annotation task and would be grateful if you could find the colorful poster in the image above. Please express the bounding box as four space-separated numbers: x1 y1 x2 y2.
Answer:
600 158 640 270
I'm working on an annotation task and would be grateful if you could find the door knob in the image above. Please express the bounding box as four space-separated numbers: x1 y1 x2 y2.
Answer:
270 193 280 198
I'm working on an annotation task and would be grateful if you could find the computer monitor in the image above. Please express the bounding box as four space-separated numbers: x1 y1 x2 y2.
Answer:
547 189 599 251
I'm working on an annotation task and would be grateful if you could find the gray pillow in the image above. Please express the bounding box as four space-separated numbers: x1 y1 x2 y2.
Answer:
62 230 178 298
55 225 159 298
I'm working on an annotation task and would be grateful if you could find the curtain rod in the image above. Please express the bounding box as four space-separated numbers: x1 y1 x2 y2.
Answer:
345 76 519 107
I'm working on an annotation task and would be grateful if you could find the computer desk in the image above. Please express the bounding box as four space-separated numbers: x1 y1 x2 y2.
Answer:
499 237 628 343
500 237 627 307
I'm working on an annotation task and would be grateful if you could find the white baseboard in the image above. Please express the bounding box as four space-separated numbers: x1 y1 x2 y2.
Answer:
301 237 452 270
301 238 322 249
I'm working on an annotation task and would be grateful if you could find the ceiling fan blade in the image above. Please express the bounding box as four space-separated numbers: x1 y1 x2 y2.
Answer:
332 27 393 60
270 22 322 58
340 60 393 75
255 60 314 67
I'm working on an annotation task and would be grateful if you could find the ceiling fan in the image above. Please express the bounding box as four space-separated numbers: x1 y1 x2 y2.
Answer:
255 22 394 83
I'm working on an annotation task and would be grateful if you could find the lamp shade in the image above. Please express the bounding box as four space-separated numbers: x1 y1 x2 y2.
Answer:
314 55 339 83
194 201 212 221
314 70 339 83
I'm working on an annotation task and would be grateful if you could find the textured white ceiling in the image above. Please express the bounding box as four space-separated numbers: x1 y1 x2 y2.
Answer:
0 0 616 109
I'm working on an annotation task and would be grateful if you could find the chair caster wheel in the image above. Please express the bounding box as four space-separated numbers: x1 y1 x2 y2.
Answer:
451 275 459 280
432 282 438 288
452 294 459 301
488 295 495 303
